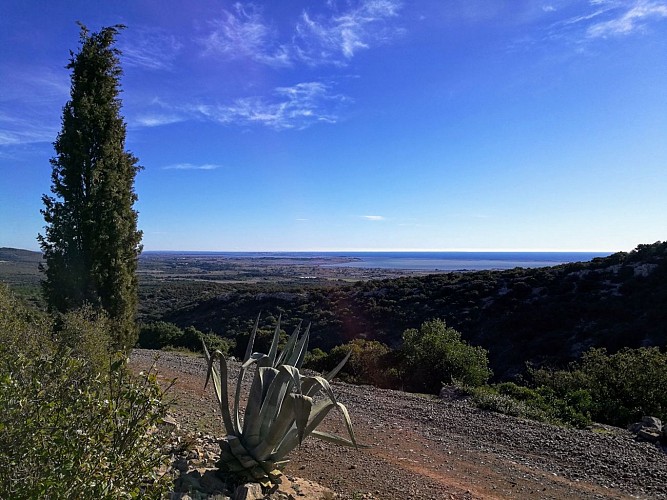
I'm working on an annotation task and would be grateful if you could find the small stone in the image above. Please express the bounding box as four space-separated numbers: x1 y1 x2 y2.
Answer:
233 482 264 500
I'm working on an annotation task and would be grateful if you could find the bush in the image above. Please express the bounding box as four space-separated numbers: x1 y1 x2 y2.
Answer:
0 286 172 499
0 351 171 499
138 321 234 356
324 339 397 388
467 382 591 427
400 319 492 393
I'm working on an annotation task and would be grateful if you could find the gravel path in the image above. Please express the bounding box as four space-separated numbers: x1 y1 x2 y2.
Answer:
131 349 667 499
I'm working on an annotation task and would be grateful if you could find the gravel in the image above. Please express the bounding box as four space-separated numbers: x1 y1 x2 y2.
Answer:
131 349 667 500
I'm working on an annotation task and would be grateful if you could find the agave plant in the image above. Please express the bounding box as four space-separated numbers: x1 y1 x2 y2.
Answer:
203 316 357 487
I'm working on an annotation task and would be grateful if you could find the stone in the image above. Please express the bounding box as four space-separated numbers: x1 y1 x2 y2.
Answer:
637 427 662 443
233 482 265 500
200 469 229 494
641 416 662 430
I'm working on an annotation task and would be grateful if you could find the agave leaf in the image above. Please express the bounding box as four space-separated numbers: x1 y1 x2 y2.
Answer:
234 351 268 430
249 369 295 448
243 313 261 363
324 349 352 381
334 401 358 448
292 393 313 445
264 314 282 367
203 346 236 435
286 323 310 368
272 399 336 460
310 429 360 447
250 392 297 460
276 322 301 366
243 366 278 444
226 435 259 469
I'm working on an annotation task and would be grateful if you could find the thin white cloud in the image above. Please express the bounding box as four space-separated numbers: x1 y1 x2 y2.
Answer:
295 0 403 64
134 114 184 127
587 0 667 37
163 163 222 170
190 81 349 130
0 67 68 146
199 0 403 67
199 3 291 67
361 215 385 221
120 27 182 70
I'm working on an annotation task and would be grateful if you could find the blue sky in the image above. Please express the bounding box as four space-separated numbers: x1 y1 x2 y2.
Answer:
1 0 666 252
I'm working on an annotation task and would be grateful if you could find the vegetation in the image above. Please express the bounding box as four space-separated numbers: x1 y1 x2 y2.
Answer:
531 347 667 427
0 285 171 499
401 319 491 391
39 24 142 351
138 320 234 356
203 317 357 487
158 241 667 379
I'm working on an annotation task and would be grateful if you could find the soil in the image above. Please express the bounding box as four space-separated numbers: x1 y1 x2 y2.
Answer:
130 349 667 500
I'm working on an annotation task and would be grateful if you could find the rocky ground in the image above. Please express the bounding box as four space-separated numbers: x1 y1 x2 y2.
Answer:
131 349 667 500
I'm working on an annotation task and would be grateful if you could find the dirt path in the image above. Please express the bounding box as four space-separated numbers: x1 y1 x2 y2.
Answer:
130 349 667 499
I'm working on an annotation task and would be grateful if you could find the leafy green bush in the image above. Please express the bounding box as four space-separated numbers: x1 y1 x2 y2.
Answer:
323 339 398 388
533 347 667 427
54 304 112 375
138 320 234 355
467 382 591 427
0 286 172 499
468 385 550 422
400 319 492 393
0 352 171 499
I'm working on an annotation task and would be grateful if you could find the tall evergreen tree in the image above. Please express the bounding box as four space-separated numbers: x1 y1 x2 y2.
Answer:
39 24 142 351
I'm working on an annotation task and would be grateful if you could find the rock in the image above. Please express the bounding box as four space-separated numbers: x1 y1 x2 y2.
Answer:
641 416 662 430
200 469 229 494
233 482 264 500
629 416 663 443
636 428 662 443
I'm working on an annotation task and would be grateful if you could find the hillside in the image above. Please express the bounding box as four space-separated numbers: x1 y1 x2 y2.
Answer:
0 247 43 287
161 242 667 379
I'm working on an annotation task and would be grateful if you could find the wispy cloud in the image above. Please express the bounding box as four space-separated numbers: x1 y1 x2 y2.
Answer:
187 81 349 130
361 215 385 221
120 27 182 70
134 114 185 127
200 0 403 67
0 68 68 146
587 0 667 37
295 0 403 64
544 0 667 43
163 163 222 170
199 3 291 67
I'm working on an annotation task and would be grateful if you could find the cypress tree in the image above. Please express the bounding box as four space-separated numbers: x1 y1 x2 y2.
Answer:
39 24 142 351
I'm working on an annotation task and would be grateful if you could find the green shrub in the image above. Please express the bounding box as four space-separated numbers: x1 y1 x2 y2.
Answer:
0 286 172 498
531 347 667 427
325 339 397 388
138 321 234 355
466 381 592 428
468 385 550 422
400 319 492 393
54 304 112 375
0 352 171 499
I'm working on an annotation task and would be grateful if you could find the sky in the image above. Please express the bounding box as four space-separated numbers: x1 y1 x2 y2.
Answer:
1 0 666 252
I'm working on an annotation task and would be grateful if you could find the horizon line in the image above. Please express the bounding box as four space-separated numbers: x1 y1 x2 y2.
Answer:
141 248 617 253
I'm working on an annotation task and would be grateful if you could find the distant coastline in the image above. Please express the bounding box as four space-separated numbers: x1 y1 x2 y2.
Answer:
140 251 612 271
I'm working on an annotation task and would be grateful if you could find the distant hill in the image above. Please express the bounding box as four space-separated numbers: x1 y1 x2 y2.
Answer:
0 247 43 286
0 247 42 263
162 241 667 379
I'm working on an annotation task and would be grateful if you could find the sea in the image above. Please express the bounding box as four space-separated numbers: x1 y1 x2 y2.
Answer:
147 251 613 272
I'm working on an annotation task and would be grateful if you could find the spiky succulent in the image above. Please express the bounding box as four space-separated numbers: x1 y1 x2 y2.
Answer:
203 316 357 487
